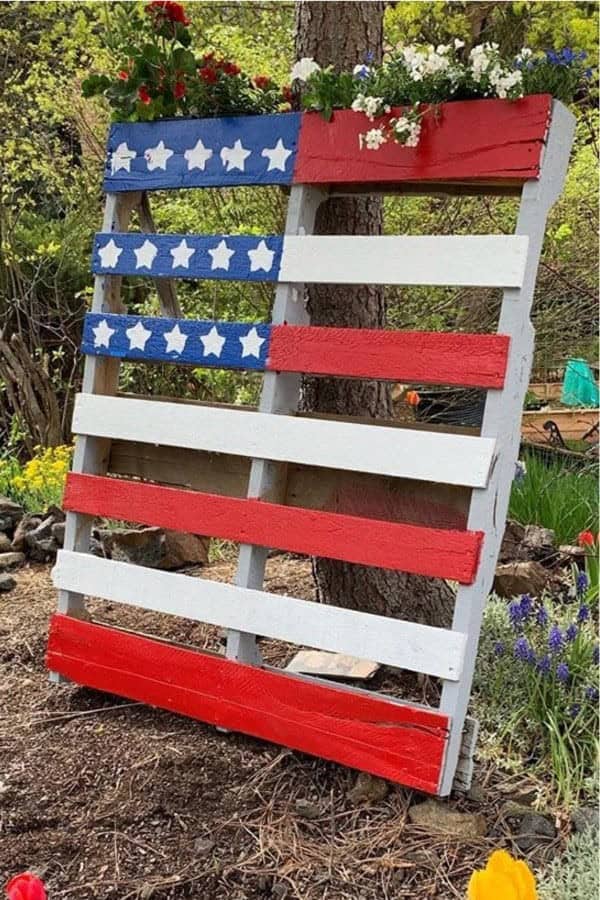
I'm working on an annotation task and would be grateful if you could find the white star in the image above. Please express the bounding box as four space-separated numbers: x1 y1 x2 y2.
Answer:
170 239 195 269
110 142 136 174
92 319 115 349
261 138 292 172
208 239 235 271
184 138 213 171
163 324 187 355
144 140 173 171
239 326 265 359
126 320 152 351
200 326 226 358
134 239 158 270
220 139 251 172
97 238 122 269
247 240 275 273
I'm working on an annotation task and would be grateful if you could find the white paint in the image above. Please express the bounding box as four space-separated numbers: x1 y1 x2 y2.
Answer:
53 550 467 680
279 235 529 287
72 393 496 488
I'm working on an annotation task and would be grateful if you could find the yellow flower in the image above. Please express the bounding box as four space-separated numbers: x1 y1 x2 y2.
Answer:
468 851 537 900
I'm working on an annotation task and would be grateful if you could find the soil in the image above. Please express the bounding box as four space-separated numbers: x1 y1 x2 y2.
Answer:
0 560 564 899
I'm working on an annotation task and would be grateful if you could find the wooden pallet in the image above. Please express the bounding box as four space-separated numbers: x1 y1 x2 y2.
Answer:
48 95 574 796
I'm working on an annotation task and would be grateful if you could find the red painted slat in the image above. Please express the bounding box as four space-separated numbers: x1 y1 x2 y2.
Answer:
294 95 551 186
47 614 449 792
64 473 483 583
269 325 509 388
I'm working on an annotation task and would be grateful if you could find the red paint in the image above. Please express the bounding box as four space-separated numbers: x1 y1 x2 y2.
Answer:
269 325 509 388
295 95 551 186
64 473 483 583
47 614 449 792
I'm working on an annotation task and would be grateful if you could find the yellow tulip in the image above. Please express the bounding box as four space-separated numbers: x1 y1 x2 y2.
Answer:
468 850 537 900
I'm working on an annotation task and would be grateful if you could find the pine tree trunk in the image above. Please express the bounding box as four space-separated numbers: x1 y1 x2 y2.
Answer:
294 1 454 627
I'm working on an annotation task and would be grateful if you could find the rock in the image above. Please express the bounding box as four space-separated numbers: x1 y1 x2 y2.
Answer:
558 544 586 565
499 520 526 563
571 806 599 834
515 812 556 851
294 799 321 820
25 516 59 561
11 515 41 552
0 552 25 572
493 561 548 598
0 573 17 593
466 780 485 804
106 527 209 570
408 799 487 838
51 522 65 546
0 497 24 531
347 771 389 804
0 533 12 553
519 525 556 564
193 836 215 857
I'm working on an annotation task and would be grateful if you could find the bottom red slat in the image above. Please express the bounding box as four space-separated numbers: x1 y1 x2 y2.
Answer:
47 614 449 794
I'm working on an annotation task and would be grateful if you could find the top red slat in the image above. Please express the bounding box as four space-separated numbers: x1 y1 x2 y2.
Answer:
294 94 552 187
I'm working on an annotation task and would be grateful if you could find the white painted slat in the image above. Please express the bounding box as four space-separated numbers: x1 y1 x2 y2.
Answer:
279 235 529 287
72 393 495 488
52 550 466 680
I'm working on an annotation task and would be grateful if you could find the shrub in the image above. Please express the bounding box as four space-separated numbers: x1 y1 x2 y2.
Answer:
0 446 72 513
538 828 600 900
474 576 599 806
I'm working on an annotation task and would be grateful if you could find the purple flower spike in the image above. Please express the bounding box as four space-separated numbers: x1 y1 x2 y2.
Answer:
577 604 590 623
494 641 505 657
520 594 533 620
556 662 570 683
570 704 581 718
509 601 523 630
536 606 549 626
566 623 578 643
514 636 531 662
585 685 599 702
593 645 600 666
548 625 564 654
576 571 589 595
537 655 551 676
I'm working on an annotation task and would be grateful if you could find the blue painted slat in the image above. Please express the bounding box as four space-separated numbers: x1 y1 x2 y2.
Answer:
92 233 283 281
104 113 301 192
82 313 271 371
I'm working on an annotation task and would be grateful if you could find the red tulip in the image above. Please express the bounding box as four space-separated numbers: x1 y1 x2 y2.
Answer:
405 390 421 407
578 530 595 547
5 873 47 900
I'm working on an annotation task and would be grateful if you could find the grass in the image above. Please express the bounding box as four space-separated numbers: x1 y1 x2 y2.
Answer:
509 452 598 546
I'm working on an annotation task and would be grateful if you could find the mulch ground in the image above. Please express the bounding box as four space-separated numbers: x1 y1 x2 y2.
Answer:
0 560 564 899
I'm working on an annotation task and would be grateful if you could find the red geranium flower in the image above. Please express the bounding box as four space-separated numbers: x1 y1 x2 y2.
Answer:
145 1 190 25
281 85 293 103
222 62 241 76
199 66 217 84
5 873 47 900
174 81 186 99
118 70 129 81
578 530 595 547
253 75 271 90
138 85 152 104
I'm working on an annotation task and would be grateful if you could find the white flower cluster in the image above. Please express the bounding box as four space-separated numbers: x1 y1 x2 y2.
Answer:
360 128 387 151
401 39 464 82
351 93 390 121
389 114 421 148
469 42 524 99
290 57 321 83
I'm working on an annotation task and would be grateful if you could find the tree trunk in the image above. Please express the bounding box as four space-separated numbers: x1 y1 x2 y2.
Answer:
294 1 454 627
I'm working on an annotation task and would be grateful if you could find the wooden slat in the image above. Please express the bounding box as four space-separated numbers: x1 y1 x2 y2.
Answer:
72 393 495 488
294 96 552 186
64 473 482 583
47 614 450 792
279 235 528 287
268 325 509 388
108 442 471 531
52 551 466 679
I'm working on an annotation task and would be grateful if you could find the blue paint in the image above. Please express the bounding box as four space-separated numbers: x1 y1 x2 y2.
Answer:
104 113 301 192
82 313 271 371
92 233 284 281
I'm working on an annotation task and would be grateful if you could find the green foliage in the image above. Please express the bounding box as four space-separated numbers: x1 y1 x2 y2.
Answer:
538 828 600 899
474 584 599 806
508 453 598 547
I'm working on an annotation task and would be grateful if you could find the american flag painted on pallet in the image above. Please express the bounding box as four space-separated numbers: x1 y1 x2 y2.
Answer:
48 95 575 796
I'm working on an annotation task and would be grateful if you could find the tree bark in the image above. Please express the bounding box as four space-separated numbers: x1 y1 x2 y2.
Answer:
294 1 454 627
